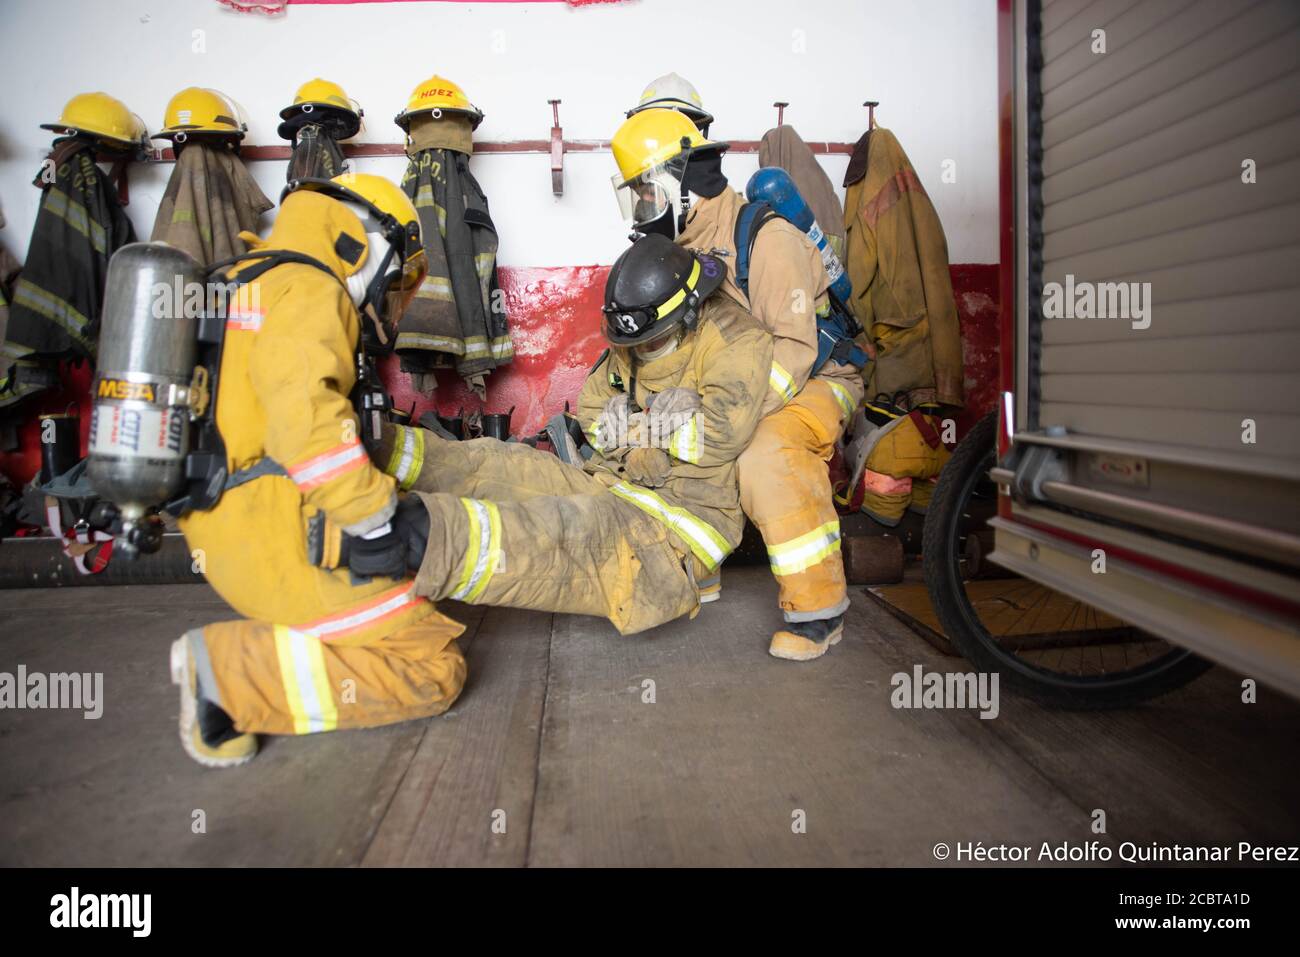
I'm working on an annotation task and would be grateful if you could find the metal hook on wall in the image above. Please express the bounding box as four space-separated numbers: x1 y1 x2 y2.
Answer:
773 101 789 127
549 99 564 196
863 100 880 129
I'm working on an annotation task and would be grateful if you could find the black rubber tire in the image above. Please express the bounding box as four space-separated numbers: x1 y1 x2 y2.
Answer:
921 411 1212 709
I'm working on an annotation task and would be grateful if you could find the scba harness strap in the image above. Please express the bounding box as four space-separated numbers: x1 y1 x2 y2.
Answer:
169 249 372 515
733 201 870 374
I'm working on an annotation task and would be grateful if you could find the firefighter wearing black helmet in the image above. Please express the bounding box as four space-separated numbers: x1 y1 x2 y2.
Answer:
370 234 773 634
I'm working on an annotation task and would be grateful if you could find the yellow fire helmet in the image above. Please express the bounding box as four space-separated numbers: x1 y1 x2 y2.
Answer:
610 107 726 187
278 78 362 140
626 72 714 131
394 74 484 132
155 87 246 143
285 173 427 348
40 92 149 151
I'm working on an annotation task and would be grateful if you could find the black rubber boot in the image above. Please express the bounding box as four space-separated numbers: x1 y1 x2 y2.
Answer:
768 614 846 661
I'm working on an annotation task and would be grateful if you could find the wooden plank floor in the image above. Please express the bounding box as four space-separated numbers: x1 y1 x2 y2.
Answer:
1 569 1296 866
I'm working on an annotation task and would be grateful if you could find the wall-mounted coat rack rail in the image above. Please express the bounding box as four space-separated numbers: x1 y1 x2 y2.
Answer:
140 138 858 163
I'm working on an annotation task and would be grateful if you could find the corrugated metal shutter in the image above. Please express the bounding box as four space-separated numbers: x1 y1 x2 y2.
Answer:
1034 0 1300 464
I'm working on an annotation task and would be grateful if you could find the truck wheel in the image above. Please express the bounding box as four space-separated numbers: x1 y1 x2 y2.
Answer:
921 412 1212 710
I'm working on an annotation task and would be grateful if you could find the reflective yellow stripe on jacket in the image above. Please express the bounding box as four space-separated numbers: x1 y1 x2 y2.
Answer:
668 413 701 464
769 361 796 405
767 520 842 577
608 482 730 572
385 424 426 491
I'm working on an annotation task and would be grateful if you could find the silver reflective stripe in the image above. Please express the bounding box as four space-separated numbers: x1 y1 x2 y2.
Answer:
396 332 464 353
608 482 729 571
767 520 842 577
826 380 857 419
452 498 501 602
669 414 701 463
769 361 796 404
387 425 424 491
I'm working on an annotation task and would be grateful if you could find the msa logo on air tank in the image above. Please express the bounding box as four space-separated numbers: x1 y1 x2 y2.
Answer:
96 378 157 402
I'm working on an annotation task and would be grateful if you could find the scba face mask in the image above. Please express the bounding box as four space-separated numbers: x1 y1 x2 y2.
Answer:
341 201 426 351
612 157 690 239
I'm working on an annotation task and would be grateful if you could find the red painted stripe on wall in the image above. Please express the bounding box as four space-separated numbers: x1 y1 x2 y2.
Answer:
0 264 1000 488
380 263 1002 443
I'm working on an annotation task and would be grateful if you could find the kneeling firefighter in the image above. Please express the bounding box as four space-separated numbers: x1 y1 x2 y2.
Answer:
609 108 871 662
369 234 772 633
168 173 466 768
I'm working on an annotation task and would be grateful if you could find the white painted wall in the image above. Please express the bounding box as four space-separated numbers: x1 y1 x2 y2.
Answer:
0 0 999 267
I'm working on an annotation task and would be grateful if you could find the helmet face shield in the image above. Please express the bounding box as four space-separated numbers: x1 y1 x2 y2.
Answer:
390 246 427 317
611 160 685 233
370 244 425 347
359 232 425 353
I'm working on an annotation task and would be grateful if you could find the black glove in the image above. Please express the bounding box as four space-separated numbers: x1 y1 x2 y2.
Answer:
395 494 429 572
346 496 430 580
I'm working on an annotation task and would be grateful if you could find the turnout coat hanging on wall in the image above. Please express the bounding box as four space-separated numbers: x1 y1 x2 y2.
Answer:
5 141 136 364
842 126 965 411
396 114 512 397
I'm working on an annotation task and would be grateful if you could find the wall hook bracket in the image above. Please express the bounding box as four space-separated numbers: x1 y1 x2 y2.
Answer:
773 101 789 127
549 99 564 196
863 100 880 129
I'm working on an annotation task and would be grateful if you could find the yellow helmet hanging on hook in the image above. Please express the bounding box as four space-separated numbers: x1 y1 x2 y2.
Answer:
155 87 246 143
278 78 363 140
41 92 149 151
394 74 484 132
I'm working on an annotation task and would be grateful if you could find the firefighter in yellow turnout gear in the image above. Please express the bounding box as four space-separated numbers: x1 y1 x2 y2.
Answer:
171 173 466 768
372 236 772 634
610 108 866 661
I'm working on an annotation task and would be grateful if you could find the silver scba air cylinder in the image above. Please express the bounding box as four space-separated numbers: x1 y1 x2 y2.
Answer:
88 242 207 534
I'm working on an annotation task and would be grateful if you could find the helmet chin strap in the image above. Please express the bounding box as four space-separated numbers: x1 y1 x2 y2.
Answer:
676 174 691 237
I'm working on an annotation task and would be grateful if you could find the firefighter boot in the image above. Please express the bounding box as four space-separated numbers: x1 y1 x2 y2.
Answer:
769 614 845 662
170 637 258 769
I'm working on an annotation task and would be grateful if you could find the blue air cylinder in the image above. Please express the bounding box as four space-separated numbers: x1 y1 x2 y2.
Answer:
745 166 852 304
